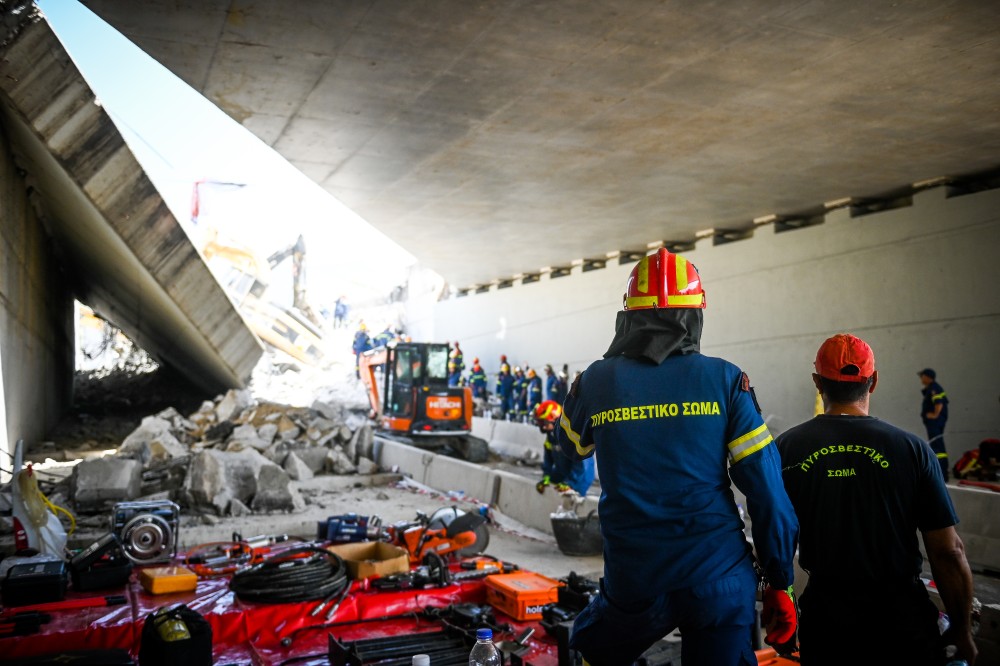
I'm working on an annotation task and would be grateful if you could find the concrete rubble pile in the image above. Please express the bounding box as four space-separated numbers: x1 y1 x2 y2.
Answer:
68 388 377 519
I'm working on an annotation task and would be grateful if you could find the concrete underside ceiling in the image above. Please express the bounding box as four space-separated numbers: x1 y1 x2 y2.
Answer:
80 0 1000 289
0 14 263 393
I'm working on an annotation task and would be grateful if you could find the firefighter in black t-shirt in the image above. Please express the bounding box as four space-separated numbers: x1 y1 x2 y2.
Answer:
776 334 977 666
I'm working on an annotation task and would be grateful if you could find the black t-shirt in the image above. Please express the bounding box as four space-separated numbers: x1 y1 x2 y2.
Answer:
776 415 957 584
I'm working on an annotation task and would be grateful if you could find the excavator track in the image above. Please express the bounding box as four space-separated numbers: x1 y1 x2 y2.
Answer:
376 432 491 464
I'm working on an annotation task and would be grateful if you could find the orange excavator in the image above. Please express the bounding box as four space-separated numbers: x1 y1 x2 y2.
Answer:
359 342 489 463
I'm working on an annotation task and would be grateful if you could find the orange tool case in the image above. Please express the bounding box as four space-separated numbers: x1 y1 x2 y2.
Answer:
484 571 561 621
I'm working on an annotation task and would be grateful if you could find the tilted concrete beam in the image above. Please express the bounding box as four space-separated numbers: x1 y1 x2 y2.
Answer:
0 13 262 394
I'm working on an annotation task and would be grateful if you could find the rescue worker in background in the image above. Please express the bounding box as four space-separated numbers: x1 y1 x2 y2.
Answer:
373 324 394 348
525 368 543 419
544 364 560 402
447 361 462 387
352 322 371 379
496 363 515 420
534 401 595 497
556 248 798 666
469 358 487 399
450 341 465 373
514 366 530 422
919 368 950 481
777 335 976 665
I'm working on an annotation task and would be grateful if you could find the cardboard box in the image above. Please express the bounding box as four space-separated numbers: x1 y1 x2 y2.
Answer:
327 542 410 580
484 571 561 621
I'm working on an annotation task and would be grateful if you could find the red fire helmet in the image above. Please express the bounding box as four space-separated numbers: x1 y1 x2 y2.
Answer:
623 247 706 310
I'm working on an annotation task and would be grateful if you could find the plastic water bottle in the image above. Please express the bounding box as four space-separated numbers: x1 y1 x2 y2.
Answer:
468 628 501 666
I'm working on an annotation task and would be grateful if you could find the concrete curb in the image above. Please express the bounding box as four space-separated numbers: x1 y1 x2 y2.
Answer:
373 436 599 535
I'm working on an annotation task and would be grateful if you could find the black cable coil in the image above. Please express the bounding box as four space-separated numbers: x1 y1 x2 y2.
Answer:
230 546 349 604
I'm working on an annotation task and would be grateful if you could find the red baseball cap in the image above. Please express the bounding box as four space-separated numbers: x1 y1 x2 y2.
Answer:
815 334 875 382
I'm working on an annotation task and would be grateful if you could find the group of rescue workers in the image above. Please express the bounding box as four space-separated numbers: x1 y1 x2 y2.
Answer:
445 348 572 421
541 249 977 666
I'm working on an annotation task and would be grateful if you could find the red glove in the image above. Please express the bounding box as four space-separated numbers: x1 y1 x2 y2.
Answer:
761 585 797 647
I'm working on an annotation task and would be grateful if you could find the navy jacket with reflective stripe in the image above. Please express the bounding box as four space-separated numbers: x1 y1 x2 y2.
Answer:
557 352 797 601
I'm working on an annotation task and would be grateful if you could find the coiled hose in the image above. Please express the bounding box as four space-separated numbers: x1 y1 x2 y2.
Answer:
230 546 349 604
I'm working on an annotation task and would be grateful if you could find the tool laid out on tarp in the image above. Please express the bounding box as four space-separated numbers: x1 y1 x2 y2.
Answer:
0 594 127 616
0 611 51 638
111 500 180 565
229 545 350 604
316 514 382 543
1 560 68 607
69 533 133 591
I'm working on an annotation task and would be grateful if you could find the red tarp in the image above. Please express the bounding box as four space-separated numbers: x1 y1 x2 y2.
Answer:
0 565 560 665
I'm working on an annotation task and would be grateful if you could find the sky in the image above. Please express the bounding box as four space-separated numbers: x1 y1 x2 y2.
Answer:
35 0 416 307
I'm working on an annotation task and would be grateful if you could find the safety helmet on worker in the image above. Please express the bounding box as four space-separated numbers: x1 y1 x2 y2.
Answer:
534 400 562 423
623 247 706 311
527 368 537 379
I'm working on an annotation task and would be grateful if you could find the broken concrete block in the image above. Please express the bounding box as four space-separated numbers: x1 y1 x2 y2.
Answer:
293 446 330 473
257 423 278 444
119 416 187 466
228 498 252 517
276 415 301 441
205 420 235 442
345 424 373 464
216 388 253 422
356 456 379 475
311 399 344 422
326 448 357 475
156 407 196 433
184 448 272 514
231 424 258 441
223 423 270 452
72 457 142 512
336 425 353 443
250 465 301 513
283 452 314 481
306 417 336 442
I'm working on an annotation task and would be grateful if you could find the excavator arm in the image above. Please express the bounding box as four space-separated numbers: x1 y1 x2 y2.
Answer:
359 347 389 419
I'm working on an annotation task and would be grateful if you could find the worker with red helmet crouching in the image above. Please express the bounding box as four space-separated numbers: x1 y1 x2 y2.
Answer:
534 400 594 497
556 248 798 666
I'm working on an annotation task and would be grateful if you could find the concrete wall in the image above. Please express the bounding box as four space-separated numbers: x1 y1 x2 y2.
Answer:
0 124 73 467
418 186 1000 463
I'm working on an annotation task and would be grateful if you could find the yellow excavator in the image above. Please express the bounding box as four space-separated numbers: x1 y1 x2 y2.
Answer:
359 341 489 463
196 229 323 366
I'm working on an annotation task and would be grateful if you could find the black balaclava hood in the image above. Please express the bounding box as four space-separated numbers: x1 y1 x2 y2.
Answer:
603 307 703 365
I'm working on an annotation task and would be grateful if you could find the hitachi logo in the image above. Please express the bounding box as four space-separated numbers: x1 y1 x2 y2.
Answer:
428 397 461 410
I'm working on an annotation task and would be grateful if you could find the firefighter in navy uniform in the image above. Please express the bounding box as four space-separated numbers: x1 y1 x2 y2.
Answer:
534 400 595 497
556 248 798 666
919 368 950 481
469 358 488 399
525 368 544 419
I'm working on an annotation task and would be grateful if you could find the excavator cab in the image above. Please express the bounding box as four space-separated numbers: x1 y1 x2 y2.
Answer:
360 342 488 462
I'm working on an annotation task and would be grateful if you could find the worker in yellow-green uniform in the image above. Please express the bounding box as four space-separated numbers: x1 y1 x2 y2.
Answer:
556 248 798 666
